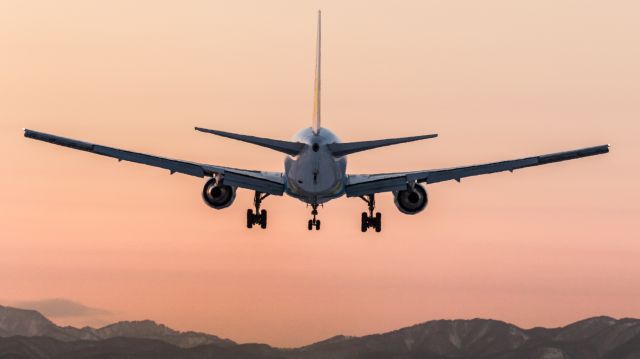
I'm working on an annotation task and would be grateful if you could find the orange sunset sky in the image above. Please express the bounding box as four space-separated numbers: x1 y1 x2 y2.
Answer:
0 0 638 348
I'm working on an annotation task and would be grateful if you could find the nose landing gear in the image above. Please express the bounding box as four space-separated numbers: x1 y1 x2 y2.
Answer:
307 203 321 230
360 194 382 232
247 192 269 229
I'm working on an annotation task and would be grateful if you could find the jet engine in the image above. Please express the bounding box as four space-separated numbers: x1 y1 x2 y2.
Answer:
393 184 428 215
202 178 236 209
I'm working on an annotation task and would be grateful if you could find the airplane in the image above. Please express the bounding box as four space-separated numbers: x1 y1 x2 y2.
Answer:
23 11 609 232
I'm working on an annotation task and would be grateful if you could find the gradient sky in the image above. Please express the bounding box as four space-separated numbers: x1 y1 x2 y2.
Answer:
1 0 638 347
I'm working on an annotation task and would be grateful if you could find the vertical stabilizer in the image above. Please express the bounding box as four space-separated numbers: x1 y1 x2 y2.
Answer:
312 11 321 135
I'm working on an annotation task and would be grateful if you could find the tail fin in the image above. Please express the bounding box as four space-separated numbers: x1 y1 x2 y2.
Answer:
312 10 321 135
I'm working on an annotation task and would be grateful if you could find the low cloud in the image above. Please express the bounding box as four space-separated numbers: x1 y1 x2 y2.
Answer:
11 298 111 318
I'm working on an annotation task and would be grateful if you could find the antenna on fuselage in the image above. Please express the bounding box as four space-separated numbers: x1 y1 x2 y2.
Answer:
312 10 321 135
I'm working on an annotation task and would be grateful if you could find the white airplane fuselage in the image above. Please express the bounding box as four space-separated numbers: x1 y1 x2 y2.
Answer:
284 127 347 204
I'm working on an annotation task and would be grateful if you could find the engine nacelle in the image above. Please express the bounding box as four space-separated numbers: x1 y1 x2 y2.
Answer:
202 178 236 209
393 184 428 215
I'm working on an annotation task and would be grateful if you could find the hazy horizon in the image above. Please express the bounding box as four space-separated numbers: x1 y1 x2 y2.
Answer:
0 301 634 347
1 0 638 347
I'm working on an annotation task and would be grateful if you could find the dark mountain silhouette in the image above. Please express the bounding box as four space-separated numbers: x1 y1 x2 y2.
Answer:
0 306 234 349
0 306 77 341
1 305 640 359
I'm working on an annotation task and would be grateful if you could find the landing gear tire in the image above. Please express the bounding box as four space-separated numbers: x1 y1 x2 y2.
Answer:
247 192 270 229
308 218 321 231
359 194 382 233
307 203 321 231
260 209 267 229
374 212 382 232
247 209 254 229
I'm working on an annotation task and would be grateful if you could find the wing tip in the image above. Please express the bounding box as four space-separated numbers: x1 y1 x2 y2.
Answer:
598 143 610 154
195 127 217 134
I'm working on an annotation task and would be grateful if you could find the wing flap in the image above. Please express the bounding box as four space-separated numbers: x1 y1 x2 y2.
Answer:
95 145 207 177
345 176 408 197
418 158 538 184
222 171 285 195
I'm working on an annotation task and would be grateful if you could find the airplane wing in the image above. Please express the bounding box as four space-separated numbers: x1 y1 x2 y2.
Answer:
345 145 609 197
24 129 285 195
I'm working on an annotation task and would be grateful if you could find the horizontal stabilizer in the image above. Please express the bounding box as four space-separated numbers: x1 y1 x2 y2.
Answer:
327 134 438 157
195 127 305 156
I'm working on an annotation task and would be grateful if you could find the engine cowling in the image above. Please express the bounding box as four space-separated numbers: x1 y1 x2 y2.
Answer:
393 184 428 215
202 178 236 209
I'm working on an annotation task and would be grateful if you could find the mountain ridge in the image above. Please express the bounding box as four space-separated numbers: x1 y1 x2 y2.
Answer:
1 305 639 358
0 305 234 348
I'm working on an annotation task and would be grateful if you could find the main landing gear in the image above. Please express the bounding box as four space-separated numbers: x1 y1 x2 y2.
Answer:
247 192 269 229
307 203 321 231
360 194 382 232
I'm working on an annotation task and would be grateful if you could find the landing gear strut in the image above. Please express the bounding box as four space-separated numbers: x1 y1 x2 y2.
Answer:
247 192 269 229
360 194 382 232
307 203 321 231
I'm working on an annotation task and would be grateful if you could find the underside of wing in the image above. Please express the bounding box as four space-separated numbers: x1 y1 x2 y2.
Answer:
346 144 609 197
24 129 285 195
